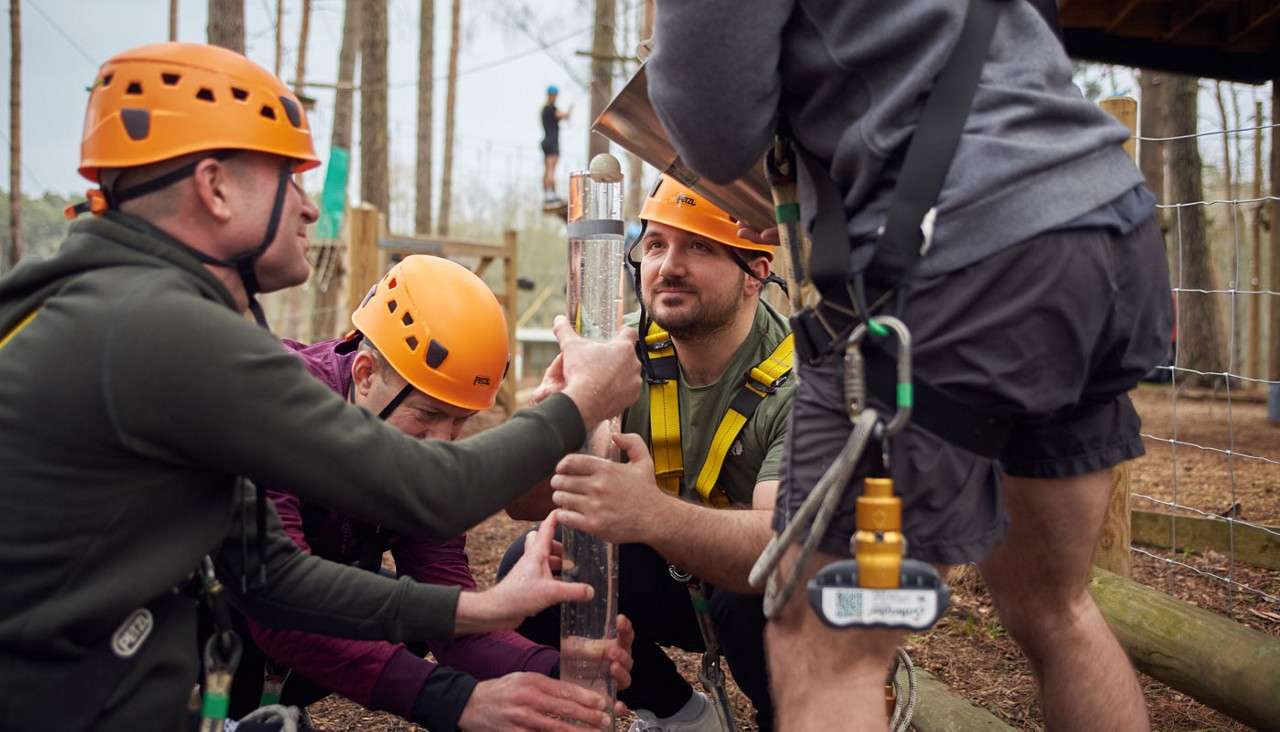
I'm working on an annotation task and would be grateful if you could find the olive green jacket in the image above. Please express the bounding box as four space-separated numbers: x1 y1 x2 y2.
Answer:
0 214 585 730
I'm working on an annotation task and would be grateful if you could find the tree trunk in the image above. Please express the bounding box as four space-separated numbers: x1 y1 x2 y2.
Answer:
273 0 283 76
207 0 244 53
438 0 459 235
624 0 653 222
588 0 616 160
360 0 389 215
310 0 359 342
1138 71 1167 205
169 0 179 42
6 0 19 272
1167 75 1225 385
415 0 435 235
293 0 311 91
1214 81 1233 201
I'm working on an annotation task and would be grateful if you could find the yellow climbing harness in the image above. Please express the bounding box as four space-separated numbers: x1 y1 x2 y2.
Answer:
644 321 795 507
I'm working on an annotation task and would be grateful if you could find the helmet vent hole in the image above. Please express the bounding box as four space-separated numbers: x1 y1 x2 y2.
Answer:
279 96 303 128
401 312 414 326
126 81 143 95
102 73 114 87
259 104 277 121
161 73 181 86
231 87 249 102
196 87 215 103
386 299 398 314
405 336 420 351
426 340 449 369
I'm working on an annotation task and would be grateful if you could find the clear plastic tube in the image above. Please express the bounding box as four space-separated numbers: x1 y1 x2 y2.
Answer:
560 156 625 720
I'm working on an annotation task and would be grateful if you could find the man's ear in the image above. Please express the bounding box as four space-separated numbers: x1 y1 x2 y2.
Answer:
746 255 771 296
189 157 234 223
351 351 377 399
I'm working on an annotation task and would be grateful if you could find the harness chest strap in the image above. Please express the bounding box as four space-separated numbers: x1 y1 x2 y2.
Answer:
645 322 795 507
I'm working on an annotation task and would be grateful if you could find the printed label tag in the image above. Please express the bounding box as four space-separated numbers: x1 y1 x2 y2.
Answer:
819 587 939 629
111 608 154 658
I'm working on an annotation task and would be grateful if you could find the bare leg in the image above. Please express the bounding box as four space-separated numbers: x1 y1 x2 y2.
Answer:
978 469 1148 731
543 154 559 195
766 545 903 732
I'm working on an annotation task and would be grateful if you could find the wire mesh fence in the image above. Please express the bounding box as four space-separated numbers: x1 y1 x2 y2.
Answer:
1131 101 1280 618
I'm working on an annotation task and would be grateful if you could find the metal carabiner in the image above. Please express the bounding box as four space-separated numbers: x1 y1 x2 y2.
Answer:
846 316 913 437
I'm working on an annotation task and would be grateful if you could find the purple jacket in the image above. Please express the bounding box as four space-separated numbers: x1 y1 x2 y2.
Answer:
246 337 558 720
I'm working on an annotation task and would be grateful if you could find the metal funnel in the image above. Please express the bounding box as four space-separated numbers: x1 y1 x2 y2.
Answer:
592 64 774 231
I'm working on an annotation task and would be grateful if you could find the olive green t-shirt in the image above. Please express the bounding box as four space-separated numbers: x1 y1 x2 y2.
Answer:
624 301 794 507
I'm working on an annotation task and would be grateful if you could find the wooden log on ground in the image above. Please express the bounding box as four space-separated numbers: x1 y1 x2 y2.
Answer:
1089 567 1280 731
1131 508 1280 571
893 665 1015 732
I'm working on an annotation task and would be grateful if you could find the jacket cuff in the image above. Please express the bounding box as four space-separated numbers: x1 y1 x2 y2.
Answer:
531 393 587 455
410 665 480 731
370 647 436 719
398 581 461 640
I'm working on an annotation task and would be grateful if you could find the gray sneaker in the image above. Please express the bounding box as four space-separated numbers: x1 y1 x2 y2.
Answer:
626 691 729 732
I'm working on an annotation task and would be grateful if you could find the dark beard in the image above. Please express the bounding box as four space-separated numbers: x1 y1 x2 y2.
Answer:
647 279 742 341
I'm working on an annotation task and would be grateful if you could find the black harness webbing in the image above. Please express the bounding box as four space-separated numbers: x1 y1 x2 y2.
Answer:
791 0 1014 460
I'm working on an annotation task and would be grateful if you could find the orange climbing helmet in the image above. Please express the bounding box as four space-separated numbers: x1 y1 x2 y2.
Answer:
352 255 510 411
78 42 319 182
639 175 776 259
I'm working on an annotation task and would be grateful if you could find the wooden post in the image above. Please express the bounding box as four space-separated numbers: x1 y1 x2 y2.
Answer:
1269 80 1279 423
1100 96 1138 161
169 0 179 41
1095 95 1137 577
345 205 382 318
1090 567 1280 730
497 229 519 414
1092 462 1132 577
1249 100 1263 383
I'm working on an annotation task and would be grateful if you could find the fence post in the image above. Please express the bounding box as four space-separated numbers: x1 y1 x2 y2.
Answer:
345 204 382 319
498 229 519 415
1092 96 1138 577
1269 79 1279 424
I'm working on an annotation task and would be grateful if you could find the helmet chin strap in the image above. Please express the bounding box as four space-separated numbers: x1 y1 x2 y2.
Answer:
377 382 415 421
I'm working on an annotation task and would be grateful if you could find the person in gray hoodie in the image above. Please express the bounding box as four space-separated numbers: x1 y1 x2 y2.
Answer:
0 42 639 731
646 2 1171 730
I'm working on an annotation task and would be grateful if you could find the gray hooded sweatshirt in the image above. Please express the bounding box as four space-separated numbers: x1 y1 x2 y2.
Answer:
647 0 1146 277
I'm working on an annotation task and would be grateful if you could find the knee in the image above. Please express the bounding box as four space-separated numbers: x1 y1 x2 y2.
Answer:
993 587 1096 659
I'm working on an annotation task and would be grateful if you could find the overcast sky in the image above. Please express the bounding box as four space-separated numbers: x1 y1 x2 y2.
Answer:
0 0 627 207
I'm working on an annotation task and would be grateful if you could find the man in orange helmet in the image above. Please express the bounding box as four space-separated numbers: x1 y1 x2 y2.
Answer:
0 43 639 731
504 177 793 731
222 255 635 731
